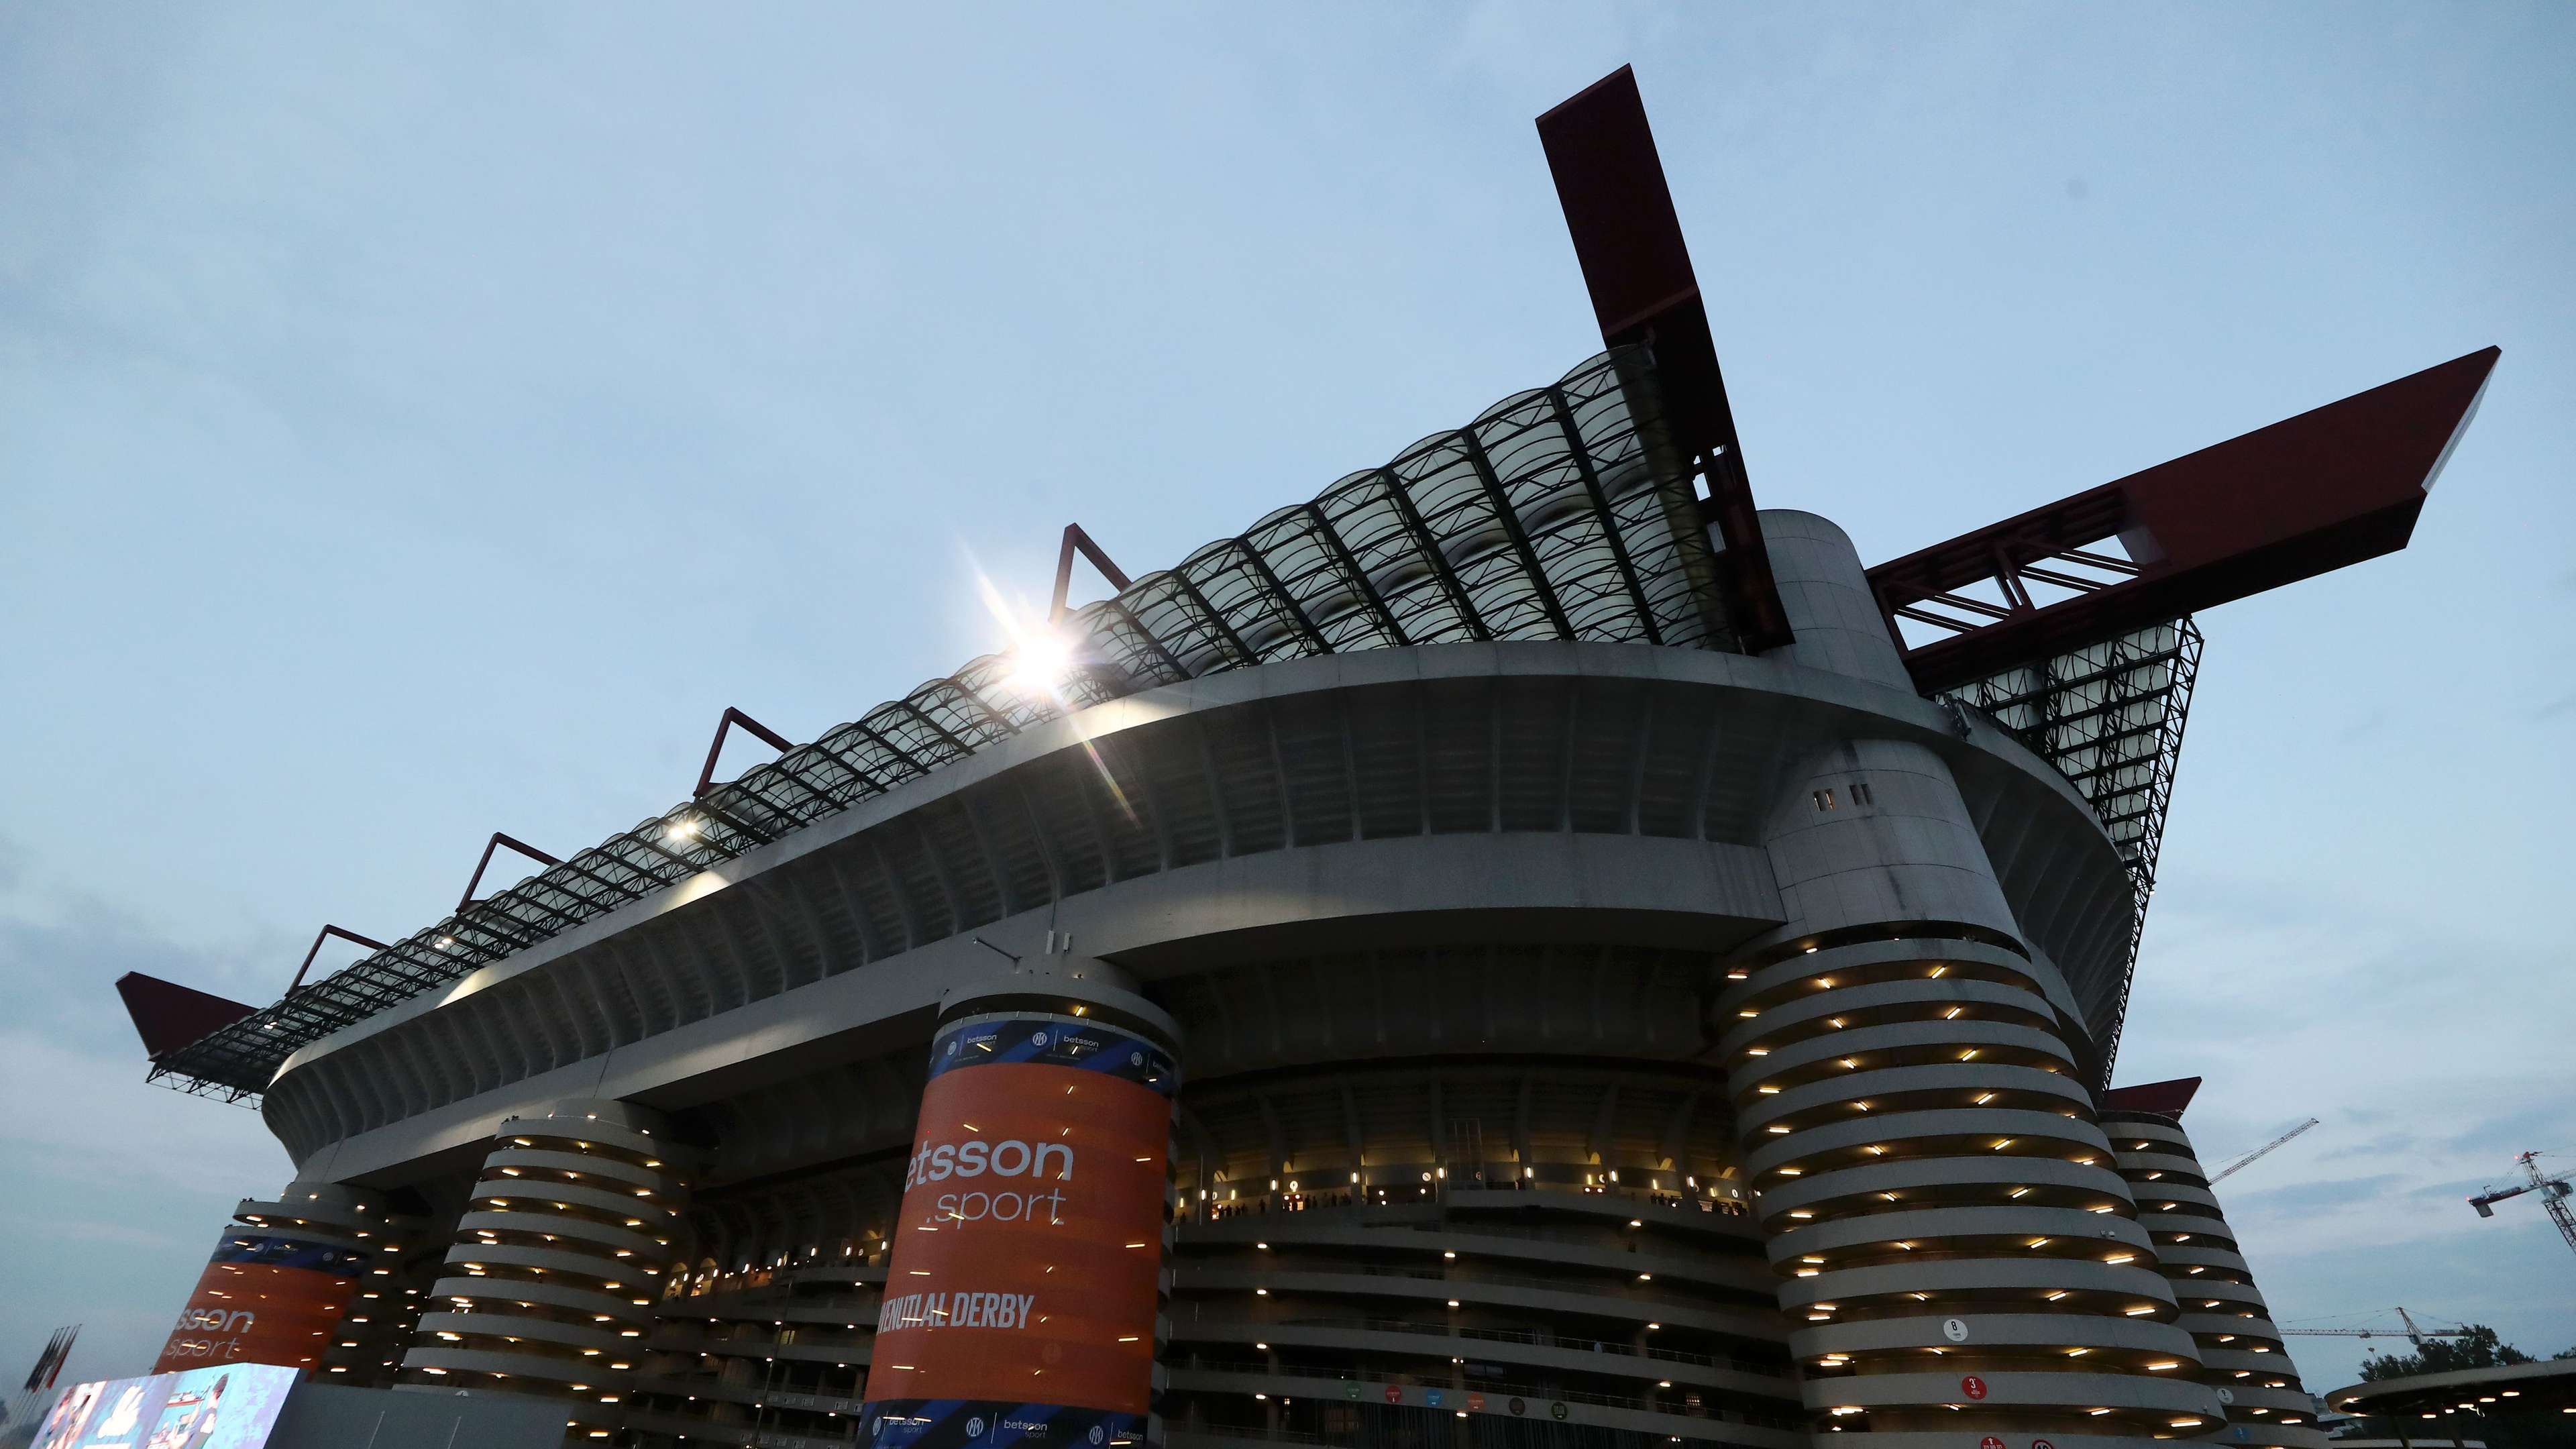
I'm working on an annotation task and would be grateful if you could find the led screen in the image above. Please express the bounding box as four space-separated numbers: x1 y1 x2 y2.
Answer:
31 1362 297 1449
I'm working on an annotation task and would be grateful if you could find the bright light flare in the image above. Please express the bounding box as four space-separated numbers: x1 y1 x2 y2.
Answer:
1005 629 1077 697
977 573 1079 698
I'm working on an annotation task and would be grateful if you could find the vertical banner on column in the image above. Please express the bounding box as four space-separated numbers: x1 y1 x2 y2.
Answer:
152 1234 366 1373
861 1013 1179 1448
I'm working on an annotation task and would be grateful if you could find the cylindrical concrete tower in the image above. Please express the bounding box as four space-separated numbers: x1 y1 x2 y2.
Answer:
2097 1108 2326 1449
1758 510 1922 693
859 953 1181 1449
397 1099 697 1438
153 1179 418 1379
1715 513 2223 1447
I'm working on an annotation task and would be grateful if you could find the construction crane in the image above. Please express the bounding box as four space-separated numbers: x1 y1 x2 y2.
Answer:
2279 1307 2467 1344
2467 1150 2576 1262
2210 1118 2320 1183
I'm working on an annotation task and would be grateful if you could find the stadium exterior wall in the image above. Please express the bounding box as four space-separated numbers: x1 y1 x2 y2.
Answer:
176 511 2286 1449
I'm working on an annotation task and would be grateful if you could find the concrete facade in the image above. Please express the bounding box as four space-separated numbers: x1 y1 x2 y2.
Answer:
186 509 2302 1449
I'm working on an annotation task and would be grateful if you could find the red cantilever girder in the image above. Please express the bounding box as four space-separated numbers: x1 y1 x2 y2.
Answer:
2099 1075 2203 1118
116 972 258 1062
1538 66 1793 652
1872 346 2500 693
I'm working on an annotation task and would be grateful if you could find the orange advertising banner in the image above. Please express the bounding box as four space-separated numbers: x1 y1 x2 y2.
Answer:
861 1014 1177 1448
151 1234 364 1375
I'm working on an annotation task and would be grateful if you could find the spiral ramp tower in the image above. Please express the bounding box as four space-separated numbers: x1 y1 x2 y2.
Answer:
187 1180 428 1377
2096 1106 2326 1449
1719 934 2220 1446
1705 518 2221 1449
397 1100 698 1439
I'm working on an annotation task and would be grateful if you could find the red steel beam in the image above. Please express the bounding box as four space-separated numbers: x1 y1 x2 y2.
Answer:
2100 1075 2203 1119
286 922 390 995
117 971 258 1062
1050 523 1133 625
1538 67 1793 651
456 831 564 912
694 706 798 800
1872 346 2500 693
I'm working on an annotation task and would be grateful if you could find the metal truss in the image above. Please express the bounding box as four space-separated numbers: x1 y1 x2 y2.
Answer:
151 348 1732 1102
1936 615 2202 1073
142 1063 262 1108
1869 345 2498 697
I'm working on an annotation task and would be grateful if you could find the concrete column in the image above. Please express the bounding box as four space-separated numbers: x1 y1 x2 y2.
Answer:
153 1179 421 1379
1713 511 2226 1449
2098 1110 2328 1449
1756 511 1917 692
859 952 1181 1448
396 1099 698 1439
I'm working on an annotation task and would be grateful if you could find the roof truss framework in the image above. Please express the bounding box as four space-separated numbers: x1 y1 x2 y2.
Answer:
1870 345 2498 696
150 350 1729 1100
1937 616 2204 1068
1863 345 2495 1071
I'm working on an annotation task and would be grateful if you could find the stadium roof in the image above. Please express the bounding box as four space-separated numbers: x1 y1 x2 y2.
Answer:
146 347 1733 1099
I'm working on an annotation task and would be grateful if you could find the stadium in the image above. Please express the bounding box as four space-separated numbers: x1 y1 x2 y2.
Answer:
106 68 2498 1449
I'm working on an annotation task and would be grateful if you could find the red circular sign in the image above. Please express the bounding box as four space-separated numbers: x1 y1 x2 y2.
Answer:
1384 1385 1403 1404
1962 1375 1989 1401
1980 1438 2006 1449
2033 1439 2058 1449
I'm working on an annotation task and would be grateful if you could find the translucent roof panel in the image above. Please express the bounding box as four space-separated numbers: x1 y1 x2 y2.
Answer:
153 348 1733 1101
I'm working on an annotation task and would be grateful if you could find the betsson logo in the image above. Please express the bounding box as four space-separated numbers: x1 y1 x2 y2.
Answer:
904 1138 1074 1189
174 1307 256 1334
164 1306 259 1362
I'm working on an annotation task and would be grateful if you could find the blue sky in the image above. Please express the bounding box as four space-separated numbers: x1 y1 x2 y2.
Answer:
4 1 2571 1396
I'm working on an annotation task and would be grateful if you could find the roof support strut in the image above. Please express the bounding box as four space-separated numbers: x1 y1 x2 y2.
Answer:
457 832 564 912
1869 345 2501 692
695 706 798 800
1051 523 1134 625
287 923 390 995
1537 66 1792 651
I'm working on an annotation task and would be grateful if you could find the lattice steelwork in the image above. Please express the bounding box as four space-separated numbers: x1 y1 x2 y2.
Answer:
1935 616 2202 1069
154 347 1731 1102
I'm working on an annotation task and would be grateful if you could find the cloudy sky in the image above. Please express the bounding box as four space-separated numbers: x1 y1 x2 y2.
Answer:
4 1 2570 1397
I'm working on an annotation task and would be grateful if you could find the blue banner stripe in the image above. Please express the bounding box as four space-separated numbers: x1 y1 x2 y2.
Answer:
927 1017 1179 1097
857 1397 1147 1448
